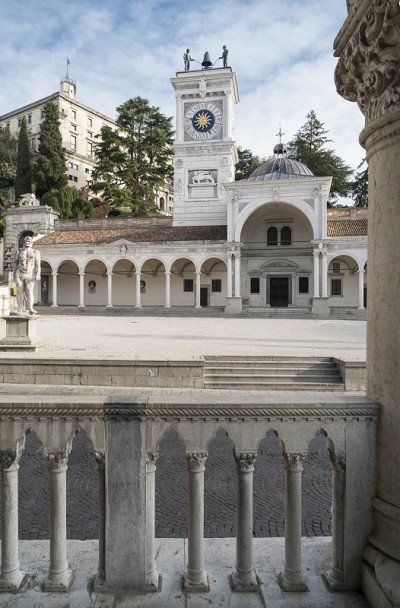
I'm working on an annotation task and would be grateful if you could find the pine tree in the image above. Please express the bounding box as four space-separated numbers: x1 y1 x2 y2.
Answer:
0 128 17 193
41 186 93 219
34 101 67 198
351 160 368 207
15 115 33 199
235 147 263 180
92 96 174 215
288 110 353 204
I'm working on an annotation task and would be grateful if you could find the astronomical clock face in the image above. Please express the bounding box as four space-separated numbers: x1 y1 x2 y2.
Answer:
184 102 223 141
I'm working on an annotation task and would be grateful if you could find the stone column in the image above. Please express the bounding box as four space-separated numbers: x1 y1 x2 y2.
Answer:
79 272 85 308
227 255 233 298
335 4 400 605
230 453 258 592
0 450 27 592
357 268 365 310
322 453 346 591
175 94 183 142
51 271 58 307
234 254 241 298
224 90 232 140
165 271 171 308
94 452 106 586
183 452 209 592
278 453 308 592
145 452 160 590
107 272 113 308
44 452 72 591
135 271 142 308
313 250 320 298
195 271 201 308
321 250 328 298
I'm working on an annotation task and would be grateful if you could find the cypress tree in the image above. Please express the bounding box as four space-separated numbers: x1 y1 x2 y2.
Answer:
34 101 67 198
15 115 32 199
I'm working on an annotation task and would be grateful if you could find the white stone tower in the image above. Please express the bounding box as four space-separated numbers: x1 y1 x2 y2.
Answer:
171 62 239 226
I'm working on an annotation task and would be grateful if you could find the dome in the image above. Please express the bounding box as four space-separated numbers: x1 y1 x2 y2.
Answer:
243 155 314 183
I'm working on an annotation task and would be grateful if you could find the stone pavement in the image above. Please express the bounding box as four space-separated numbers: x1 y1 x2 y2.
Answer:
0 537 370 607
0 315 366 360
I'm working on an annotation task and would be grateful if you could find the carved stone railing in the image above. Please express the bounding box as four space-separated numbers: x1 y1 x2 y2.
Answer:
0 393 378 596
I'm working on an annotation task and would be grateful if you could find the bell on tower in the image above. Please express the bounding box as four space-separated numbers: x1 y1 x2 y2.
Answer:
60 58 77 99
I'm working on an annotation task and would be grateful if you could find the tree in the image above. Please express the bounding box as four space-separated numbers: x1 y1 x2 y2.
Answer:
0 128 17 189
34 101 67 198
351 160 368 207
288 110 353 204
235 147 263 180
41 187 93 219
92 96 174 215
15 116 33 199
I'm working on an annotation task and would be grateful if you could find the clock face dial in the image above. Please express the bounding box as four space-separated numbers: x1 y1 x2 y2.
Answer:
184 102 223 141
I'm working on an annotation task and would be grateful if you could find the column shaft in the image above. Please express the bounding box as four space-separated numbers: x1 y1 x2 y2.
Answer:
195 272 201 308
184 453 209 592
145 453 159 589
230 453 258 591
135 271 142 308
107 272 113 308
323 454 346 590
321 252 328 298
313 252 320 298
278 453 308 592
358 269 365 310
227 256 233 298
234 255 241 298
96 453 106 583
79 272 85 307
51 272 58 307
165 272 171 308
44 453 72 591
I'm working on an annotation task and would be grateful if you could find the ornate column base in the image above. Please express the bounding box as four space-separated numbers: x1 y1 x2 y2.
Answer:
43 567 73 592
277 571 309 593
182 572 210 593
92 572 162 594
0 572 30 594
321 570 346 592
229 569 258 592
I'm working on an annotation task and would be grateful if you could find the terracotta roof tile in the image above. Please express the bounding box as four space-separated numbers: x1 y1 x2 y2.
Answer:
327 219 367 237
36 225 228 246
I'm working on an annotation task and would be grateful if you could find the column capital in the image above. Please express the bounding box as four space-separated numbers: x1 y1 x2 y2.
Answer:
46 451 69 472
95 451 105 469
186 452 207 472
0 450 18 471
51 270 58 277
284 452 306 471
357 267 365 274
146 451 158 465
235 452 257 472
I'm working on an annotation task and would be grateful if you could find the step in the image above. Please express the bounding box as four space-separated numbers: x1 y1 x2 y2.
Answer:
204 363 337 370
204 357 334 364
204 368 340 377
204 382 345 391
204 374 342 383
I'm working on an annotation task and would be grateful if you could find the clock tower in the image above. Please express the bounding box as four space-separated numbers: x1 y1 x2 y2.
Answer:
171 65 239 226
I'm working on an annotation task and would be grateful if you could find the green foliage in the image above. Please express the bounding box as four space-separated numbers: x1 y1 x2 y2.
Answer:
15 116 33 199
288 110 353 204
0 128 17 192
351 160 368 207
235 147 264 180
92 96 174 215
41 187 93 219
34 101 67 198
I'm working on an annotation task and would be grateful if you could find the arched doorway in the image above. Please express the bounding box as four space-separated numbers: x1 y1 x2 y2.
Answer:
327 255 360 309
112 259 136 306
139 258 166 307
200 258 227 307
170 258 197 307
84 260 108 306
57 260 80 306
38 261 52 305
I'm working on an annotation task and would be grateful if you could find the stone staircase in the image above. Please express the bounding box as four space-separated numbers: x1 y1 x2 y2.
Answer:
203 356 344 390
239 307 312 319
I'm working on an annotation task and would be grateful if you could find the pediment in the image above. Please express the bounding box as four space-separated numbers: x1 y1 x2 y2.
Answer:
260 259 299 271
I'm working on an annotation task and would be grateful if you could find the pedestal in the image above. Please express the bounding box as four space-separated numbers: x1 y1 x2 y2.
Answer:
0 316 38 350
224 296 242 315
311 297 330 318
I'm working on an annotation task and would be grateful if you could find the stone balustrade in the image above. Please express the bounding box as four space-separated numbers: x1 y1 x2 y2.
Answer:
0 393 378 596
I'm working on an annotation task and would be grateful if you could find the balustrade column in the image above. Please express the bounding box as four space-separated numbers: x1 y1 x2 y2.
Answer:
135 271 142 308
184 452 209 592
79 272 85 307
165 271 171 308
95 453 106 585
51 271 58 307
278 453 309 592
313 250 320 298
145 452 160 589
44 452 72 591
323 453 346 590
195 271 201 308
230 453 258 591
227 255 233 298
234 254 241 298
358 268 365 310
321 251 328 298
0 450 26 592
107 272 113 308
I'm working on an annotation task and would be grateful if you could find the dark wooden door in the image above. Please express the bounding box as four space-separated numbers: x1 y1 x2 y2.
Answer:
270 277 289 307
200 287 208 307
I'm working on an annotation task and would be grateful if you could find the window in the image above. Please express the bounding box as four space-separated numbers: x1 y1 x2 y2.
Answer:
281 226 292 246
70 134 77 150
74 176 78 182
331 279 342 296
27 114 32 124
299 277 309 294
87 130 93 138
68 162 74 169
267 226 278 246
41 109 45 119
5 123 10 130
87 116 93 127
212 279 222 292
72 109 77 120
73 163 78 170
250 277 260 293
184 279 194 292
86 180 93 186
71 124 77 131
18 118 22 127
332 261 341 274
85 167 90 174
68 174 73 181
86 141 93 157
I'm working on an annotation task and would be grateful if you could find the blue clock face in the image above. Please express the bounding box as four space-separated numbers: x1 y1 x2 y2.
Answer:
192 109 215 133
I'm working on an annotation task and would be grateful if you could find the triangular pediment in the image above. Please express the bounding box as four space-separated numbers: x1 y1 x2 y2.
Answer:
260 259 299 271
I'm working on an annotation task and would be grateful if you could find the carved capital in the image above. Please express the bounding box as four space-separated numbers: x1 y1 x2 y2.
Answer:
146 451 158 466
186 452 207 472
235 452 257 472
0 450 17 471
284 452 306 471
46 452 68 472
335 0 400 123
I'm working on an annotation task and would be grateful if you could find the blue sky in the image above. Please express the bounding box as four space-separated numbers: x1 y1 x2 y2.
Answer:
0 0 364 169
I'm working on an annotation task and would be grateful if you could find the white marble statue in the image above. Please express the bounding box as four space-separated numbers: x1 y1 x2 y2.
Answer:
192 170 215 184
18 193 40 207
15 236 41 315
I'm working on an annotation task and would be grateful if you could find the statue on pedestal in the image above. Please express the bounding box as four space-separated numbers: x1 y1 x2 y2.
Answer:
15 236 41 315
183 49 192 71
220 45 228 68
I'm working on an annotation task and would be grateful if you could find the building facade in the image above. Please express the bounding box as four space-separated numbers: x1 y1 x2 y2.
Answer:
3 65 367 316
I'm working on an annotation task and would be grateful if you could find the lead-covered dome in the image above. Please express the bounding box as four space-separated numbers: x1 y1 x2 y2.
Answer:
240 143 314 183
